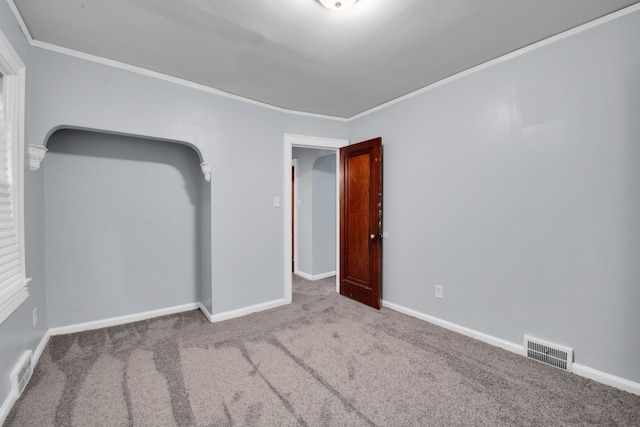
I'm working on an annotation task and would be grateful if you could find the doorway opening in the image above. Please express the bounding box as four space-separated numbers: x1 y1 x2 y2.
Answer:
283 134 349 303
292 147 337 280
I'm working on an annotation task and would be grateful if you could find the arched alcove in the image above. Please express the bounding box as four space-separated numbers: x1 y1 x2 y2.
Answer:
43 129 211 327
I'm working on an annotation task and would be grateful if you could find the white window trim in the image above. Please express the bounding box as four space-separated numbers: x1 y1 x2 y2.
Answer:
0 28 30 325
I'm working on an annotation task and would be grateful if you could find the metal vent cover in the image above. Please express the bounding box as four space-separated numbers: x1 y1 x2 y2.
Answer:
10 350 33 397
524 335 573 372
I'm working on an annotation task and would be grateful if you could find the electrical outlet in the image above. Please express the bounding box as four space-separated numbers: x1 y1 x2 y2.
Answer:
32 308 37 327
435 285 443 299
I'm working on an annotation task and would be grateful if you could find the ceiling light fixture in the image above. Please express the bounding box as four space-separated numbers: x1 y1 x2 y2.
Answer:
318 0 358 11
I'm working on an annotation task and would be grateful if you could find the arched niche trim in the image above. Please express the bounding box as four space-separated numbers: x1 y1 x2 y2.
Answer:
35 125 211 182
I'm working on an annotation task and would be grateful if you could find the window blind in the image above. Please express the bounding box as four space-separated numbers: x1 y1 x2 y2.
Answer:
0 94 28 325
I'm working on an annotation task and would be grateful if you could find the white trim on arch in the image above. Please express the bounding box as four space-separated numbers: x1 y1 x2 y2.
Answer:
283 134 348 303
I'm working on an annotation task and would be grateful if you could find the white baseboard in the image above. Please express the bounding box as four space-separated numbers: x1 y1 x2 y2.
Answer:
382 300 524 355
32 329 51 370
295 271 314 280
573 363 640 396
198 303 213 322
4 298 636 427
381 299 640 396
295 271 337 281
48 303 199 336
0 390 16 427
209 298 287 323
0 298 286 424
0 327 51 425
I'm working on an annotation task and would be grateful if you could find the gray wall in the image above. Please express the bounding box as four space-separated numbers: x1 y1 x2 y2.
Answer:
292 148 336 277
312 154 337 275
27 46 348 317
44 130 203 327
0 0 48 410
349 10 640 382
292 147 312 275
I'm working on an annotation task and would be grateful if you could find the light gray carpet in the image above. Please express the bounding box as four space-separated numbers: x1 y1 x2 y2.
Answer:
5 275 640 426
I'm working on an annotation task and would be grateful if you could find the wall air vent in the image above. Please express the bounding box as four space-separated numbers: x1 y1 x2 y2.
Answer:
10 350 33 397
524 335 573 372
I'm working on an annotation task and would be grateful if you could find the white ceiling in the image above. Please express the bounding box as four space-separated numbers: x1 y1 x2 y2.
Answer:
12 0 640 118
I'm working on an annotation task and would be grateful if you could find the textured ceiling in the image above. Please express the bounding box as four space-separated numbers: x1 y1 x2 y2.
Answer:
12 0 640 118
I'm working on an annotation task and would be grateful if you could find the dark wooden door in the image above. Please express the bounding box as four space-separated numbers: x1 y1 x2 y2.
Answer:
292 165 295 272
340 137 382 309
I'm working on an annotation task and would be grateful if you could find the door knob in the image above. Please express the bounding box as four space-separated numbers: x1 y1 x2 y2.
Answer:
370 234 376 239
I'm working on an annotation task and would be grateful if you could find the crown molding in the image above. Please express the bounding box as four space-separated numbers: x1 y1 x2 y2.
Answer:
6 2 347 122
26 37 348 122
350 2 640 120
5 0 32 43
7 0 640 122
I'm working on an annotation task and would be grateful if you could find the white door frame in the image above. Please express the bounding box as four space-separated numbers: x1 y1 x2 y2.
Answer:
291 157 299 274
283 134 349 303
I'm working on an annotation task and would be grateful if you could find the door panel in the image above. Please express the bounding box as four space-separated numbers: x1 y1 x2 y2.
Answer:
346 153 370 282
340 138 382 309
292 165 295 272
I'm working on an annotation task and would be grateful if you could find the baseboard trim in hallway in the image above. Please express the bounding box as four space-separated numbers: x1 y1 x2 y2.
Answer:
209 298 288 322
294 271 336 281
